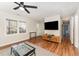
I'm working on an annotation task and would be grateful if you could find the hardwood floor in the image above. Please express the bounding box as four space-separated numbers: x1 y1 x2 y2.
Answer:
27 37 79 56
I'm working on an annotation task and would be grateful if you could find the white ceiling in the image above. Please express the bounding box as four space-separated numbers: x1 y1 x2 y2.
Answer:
0 2 79 21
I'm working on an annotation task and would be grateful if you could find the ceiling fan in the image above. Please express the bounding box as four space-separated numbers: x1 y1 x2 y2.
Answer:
13 2 38 14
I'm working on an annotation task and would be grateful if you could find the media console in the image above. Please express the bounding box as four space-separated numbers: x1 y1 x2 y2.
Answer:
42 34 61 43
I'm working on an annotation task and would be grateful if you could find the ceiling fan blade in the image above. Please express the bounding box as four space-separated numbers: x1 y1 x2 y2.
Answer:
24 5 37 8
14 2 20 5
24 8 30 14
20 2 24 5
13 6 20 10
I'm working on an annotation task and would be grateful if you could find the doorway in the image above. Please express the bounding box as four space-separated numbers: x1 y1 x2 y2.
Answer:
62 21 70 39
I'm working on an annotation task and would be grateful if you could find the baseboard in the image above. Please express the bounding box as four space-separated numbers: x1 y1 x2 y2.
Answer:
0 39 29 50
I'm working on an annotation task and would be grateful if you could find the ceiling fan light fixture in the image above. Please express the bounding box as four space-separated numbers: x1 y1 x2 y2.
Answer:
20 7 24 11
13 2 38 14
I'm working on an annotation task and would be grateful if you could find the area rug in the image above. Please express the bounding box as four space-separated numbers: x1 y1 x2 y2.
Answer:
25 41 57 56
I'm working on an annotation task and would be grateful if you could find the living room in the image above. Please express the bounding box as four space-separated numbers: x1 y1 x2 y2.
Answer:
0 2 79 56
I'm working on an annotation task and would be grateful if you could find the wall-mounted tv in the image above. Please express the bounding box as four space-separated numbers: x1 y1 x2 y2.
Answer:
44 21 58 30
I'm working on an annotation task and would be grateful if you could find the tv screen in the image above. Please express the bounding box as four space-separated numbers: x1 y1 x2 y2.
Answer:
44 21 58 30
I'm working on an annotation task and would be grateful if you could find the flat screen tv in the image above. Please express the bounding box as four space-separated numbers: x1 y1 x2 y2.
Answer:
44 21 58 30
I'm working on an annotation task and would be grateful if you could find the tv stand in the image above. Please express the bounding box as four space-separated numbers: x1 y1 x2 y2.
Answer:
42 34 61 43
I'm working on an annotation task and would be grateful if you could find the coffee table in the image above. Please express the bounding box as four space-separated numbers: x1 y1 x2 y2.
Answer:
10 43 36 56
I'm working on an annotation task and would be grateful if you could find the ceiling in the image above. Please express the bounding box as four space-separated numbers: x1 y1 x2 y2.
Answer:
0 2 79 21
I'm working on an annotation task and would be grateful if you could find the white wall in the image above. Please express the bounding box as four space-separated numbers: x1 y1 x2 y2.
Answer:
0 11 38 47
70 16 74 44
74 15 79 48
71 9 79 49
44 15 61 36
36 21 44 36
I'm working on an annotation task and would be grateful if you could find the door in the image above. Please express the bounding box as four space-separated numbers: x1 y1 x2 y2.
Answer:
62 21 70 39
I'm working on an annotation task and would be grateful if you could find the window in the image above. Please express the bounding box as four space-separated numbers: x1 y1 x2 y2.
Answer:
19 21 26 33
7 19 17 34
